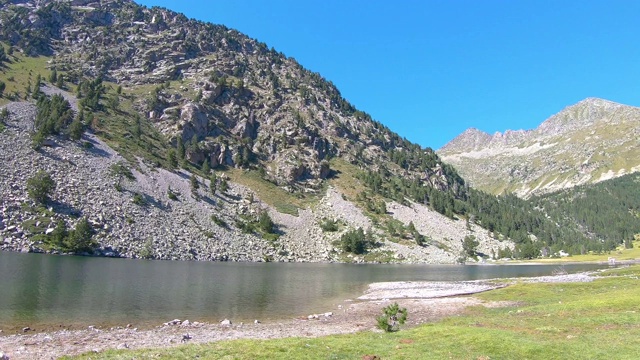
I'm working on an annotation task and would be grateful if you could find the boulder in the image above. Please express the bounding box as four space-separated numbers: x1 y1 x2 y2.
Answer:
202 83 223 103
180 103 209 142
233 116 257 140
164 319 181 326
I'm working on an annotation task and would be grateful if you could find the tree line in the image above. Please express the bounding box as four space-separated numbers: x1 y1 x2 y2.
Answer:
355 156 635 258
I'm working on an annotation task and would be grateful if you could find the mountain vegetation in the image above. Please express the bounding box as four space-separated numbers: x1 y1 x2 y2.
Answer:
0 0 638 262
530 172 640 253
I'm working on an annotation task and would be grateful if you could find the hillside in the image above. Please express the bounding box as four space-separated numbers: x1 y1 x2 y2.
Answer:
0 0 626 262
439 98 640 197
530 172 640 254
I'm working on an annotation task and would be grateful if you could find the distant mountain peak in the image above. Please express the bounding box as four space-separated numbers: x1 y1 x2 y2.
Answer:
439 127 492 153
537 97 635 136
559 97 626 113
439 97 640 197
575 97 619 106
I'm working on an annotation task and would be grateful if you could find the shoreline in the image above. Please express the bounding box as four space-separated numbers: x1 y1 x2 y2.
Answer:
0 272 596 360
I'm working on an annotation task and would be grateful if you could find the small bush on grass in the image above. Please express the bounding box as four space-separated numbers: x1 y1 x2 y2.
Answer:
376 302 407 332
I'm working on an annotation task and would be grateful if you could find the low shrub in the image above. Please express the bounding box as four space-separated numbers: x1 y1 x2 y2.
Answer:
376 302 407 332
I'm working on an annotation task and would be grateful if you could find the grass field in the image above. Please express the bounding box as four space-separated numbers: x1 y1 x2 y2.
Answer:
69 265 640 360
225 168 324 216
520 239 640 264
0 44 51 106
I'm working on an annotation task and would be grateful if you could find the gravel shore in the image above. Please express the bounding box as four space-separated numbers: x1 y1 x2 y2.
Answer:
0 271 595 359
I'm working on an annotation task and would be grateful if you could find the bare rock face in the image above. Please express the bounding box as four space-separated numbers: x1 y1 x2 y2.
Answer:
439 98 640 197
423 164 449 192
271 150 309 185
201 84 223 104
233 116 257 140
179 103 209 142
439 128 493 154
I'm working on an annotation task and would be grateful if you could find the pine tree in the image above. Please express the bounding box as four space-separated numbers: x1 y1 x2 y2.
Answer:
49 69 58 83
55 74 64 89
167 149 178 169
220 178 229 193
190 174 199 196
68 117 84 140
50 220 68 248
65 218 96 253
209 173 217 195
32 74 42 98
27 170 56 204
177 137 185 159
258 211 275 234
202 159 210 175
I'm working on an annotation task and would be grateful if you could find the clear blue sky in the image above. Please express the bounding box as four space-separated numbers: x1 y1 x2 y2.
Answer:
137 0 640 149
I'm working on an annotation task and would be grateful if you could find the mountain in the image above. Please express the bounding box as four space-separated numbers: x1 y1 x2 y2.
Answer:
439 98 640 197
0 0 622 262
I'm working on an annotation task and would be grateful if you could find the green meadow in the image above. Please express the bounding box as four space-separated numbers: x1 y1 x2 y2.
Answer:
70 265 640 360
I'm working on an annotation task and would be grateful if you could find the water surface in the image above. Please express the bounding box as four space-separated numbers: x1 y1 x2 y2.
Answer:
0 252 608 332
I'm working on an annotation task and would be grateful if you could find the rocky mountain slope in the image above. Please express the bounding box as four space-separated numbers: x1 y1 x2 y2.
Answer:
0 92 506 263
439 98 640 197
0 0 518 263
0 0 458 192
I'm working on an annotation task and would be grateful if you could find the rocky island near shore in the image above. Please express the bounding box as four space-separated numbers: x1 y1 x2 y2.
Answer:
0 272 596 360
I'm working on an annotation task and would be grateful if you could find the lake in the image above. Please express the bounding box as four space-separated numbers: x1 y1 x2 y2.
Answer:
0 252 609 332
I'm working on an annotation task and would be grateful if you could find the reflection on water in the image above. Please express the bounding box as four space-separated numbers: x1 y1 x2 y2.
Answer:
0 251 608 330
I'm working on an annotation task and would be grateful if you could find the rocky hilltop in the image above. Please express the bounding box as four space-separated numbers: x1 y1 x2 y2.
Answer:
0 0 457 191
439 98 640 197
0 0 516 263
